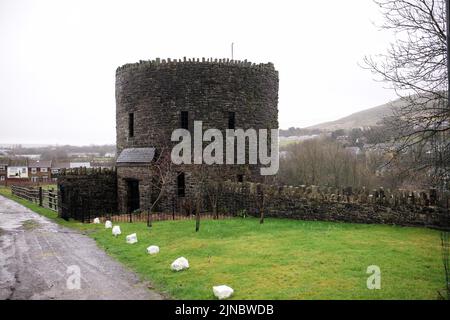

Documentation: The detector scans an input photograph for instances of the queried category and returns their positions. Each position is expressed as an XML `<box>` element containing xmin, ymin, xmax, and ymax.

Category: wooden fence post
<box><xmin>48</xmin><ymin>188</ymin><xmax>52</xmax><ymax>210</ymax></box>
<box><xmin>172</xmin><ymin>196</ymin><xmax>175</xmax><ymax>220</ymax></box>
<box><xmin>195</xmin><ymin>200</ymin><xmax>201</xmax><ymax>232</ymax></box>
<box><xmin>38</xmin><ymin>187</ymin><xmax>43</xmax><ymax>207</ymax></box>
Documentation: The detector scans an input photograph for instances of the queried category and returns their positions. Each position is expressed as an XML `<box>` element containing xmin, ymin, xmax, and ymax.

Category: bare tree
<box><xmin>146</xmin><ymin>141</ymin><xmax>179</xmax><ymax>228</ymax></box>
<box><xmin>363</xmin><ymin>0</ymin><xmax>449</xmax><ymax>179</ymax></box>
<box><xmin>189</xmin><ymin>165</ymin><xmax>230</xmax><ymax>231</ymax></box>
<box><xmin>252</xmin><ymin>176</ymin><xmax>277</xmax><ymax>224</ymax></box>
<box><xmin>202</xmin><ymin>166</ymin><xmax>224</xmax><ymax>220</ymax></box>
<box><xmin>364</xmin><ymin>0</ymin><xmax>450</xmax><ymax>299</ymax></box>
<box><xmin>255</xmin><ymin>184</ymin><xmax>267</xmax><ymax>224</ymax></box>
<box><xmin>279</xmin><ymin>138</ymin><xmax>384</xmax><ymax>189</ymax></box>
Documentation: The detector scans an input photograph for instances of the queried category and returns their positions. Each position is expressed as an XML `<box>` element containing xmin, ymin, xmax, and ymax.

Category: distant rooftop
<box><xmin>70</xmin><ymin>162</ymin><xmax>91</xmax><ymax>168</ymax></box>
<box><xmin>28</xmin><ymin>160</ymin><xmax>52</xmax><ymax>168</ymax></box>
<box><xmin>9</xmin><ymin>159</ymin><xmax>28</xmax><ymax>167</ymax></box>
<box><xmin>52</xmin><ymin>162</ymin><xmax>71</xmax><ymax>169</ymax></box>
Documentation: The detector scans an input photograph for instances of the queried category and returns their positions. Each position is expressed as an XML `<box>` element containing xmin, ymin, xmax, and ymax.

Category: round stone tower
<box><xmin>115</xmin><ymin>58</ymin><xmax>278</xmax><ymax>213</ymax></box>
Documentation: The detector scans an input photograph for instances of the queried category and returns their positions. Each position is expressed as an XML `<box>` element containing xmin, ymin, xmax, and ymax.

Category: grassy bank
<box><xmin>0</xmin><ymin>186</ymin><xmax>90</xmax><ymax>231</ymax></box>
<box><xmin>0</xmin><ymin>186</ymin><xmax>444</xmax><ymax>299</ymax></box>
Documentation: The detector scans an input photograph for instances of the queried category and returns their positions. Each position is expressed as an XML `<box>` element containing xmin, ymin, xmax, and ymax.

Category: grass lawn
<box><xmin>41</xmin><ymin>184</ymin><xmax>57</xmax><ymax>190</ymax></box>
<box><xmin>0</xmin><ymin>186</ymin><xmax>445</xmax><ymax>300</ymax></box>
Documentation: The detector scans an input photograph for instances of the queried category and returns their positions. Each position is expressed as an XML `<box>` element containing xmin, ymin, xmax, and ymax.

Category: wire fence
<box><xmin>90</xmin><ymin>212</ymin><xmax>233</xmax><ymax>224</ymax></box>
<box><xmin>9</xmin><ymin>185</ymin><xmax>233</xmax><ymax>223</ymax></box>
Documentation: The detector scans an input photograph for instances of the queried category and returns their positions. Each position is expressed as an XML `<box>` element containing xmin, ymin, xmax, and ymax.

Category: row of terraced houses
<box><xmin>0</xmin><ymin>159</ymin><xmax>92</xmax><ymax>185</ymax></box>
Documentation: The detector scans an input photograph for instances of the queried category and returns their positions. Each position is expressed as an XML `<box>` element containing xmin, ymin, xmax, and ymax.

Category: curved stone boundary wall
<box><xmin>218</xmin><ymin>182</ymin><xmax>449</xmax><ymax>229</ymax></box>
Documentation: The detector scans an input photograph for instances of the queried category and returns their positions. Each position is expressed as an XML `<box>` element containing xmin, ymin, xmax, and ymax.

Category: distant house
<box><xmin>21</xmin><ymin>154</ymin><xmax>41</xmax><ymax>160</ymax></box>
<box><xmin>7</xmin><ymin>159</ymin><xmax>28</xmax><ymax>179</ymax></box>
<box><xmin>336</xmin><ymin>135</ymin><xmax>350</xmax><ymax>144</ymax></box>
<box><xmin>0</xmin><ymin>158</ymin><xmax>9</xmax><ymax>185</ymax></box>
<box><xmin>28</xmin><ymin>160</ymin><xmax>52</xmax><ymax>183</ymax></box>
<box><xmin>90</xmin><ymin>160</ymin><xmax>114</xmax><ymax>169</ymax></box>
<box><xmin>51</xmin><ymin>162</ymin><xmax>71</xmax><ymax>181</ymax></box>
<box><xmin>345</xmin><ymin>147</ymin><xmax>362</xmax><ymax>157</ymax></box>
<box><xmin>70</xmin><ymin>162</ymin><xmax>91</xmax><ymax>168</ymax></box>
<box><xmin>68</xmin><ymin>152</ymin><xmax>100</xmax><ymax>158</ymax></box>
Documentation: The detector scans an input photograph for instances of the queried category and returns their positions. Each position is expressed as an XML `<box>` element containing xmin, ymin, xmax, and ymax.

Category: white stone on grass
<box><xmin>112</xmin><ymin>225</ymin><xmax>121</xmax><ymax>236</ymax></box>
<box><xmin>93</xmin><ymin>217</ymin><xmax>100</xmax><ymax>224</ymax></box>
<box><xmin>213</xmin><ymin>285</ymin><xmax>234</xmax><ymax>300</ymax></box>
<box><xmin>126</xmin><ymin>233</ymin><xmax>138</xmax><ymax>244</ymax></box>
<box><xmin>147</xmin><ymin>245</ymin><xmax>160</xmax><ymax>255</ymax></box>
<box><xmin>171</xmin><ymin>257</ymin><xmax>189</xmax><ymax>271</ymax></box>
<box><xmin>105</xmin><ymin>220</ymin><xmax>112</xmax><ymax>229</ymax></box>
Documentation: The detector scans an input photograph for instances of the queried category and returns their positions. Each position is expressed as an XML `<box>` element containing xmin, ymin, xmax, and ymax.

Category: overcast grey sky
<box><xmin>0</xmin><ymin>0</ymin><xmax>398</xmax><ymax>145</ymax></box>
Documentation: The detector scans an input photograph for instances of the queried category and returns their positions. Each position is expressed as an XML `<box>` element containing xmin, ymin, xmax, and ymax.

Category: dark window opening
<box><xmin>228</xmin><ymin>111</ymin><xmax>236</xmax><ymax>129</ymax></box>
<box><xmin>128</xmin><ymin>113</ymin><xmax>134</xmax><ymax>138</ymax></box>
<box><xmin>177</xmin><ymin>172</ymin><xmax>185</xmax><ymax>197</ymax></box>
<box><xmin>152</xmin><ymin>147</ymin><xmax>160</xmax><ymax>162</ymax></box>
<box><xmin>181</xmin><ymin>111</ymin><xmax>189</xmax><ymax>130</ymax></box>
<box><xmin>237</xmin><ymin>174</ymin><xmax>244</xmax><ymax>182</ymax></box>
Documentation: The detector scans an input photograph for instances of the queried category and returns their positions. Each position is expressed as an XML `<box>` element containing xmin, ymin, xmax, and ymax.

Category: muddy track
<box><xmin>0</xmin><ymin>195</ymin><xmax>163</xmax><ymax>300</ymax></box>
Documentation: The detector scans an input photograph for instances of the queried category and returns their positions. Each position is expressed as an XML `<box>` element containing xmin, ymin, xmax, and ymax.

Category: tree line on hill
<box><xmin>278</xmin><ymin>136</ymin><xmax>437</xmax><ymax>190</ymax></box>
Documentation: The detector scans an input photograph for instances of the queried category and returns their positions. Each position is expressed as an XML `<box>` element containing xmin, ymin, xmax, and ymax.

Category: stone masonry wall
<box><xmin>116</xmin><ymin>58</ymin><xmax>278</xmax><ymax>153</ymax></box>
<box><xmin>115</xmin><ymin>58</ymin><xmax>279</xmax><ymax>187</ymax></box>
<box><xmin>117</xmin><ymin>164</ymin><xmax>251</xmax><ymax>213</ymax></box>
<box><xmin>217</xmin><ymin>182</ymin><xmax>449</xmax><ymax>229</ymax></box>
<box><xmin>58</xmin><ymin>168</ymin><xmax>117</xmax><ymax>221</ymax></box>
<box><xmin>117</xmin><ymin>166</ymin><xmax>152</xmax><ymax>213</ymax></box>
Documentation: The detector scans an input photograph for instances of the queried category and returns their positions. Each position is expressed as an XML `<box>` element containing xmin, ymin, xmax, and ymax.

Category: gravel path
<box><xmin>0</xmin><ymin>195</ymin><xmax>163</xmax><ymax>300</ymax></box>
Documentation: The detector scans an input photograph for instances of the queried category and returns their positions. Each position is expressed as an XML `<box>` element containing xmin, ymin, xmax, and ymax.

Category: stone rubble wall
<box><xmin>218</xmin><ymin>182</ymin><xmax>449</xmax><ymax>228</ymax></box>
<box><xmin>57</xmin><ymin>168</ymin><xmax>117</xmax><ymax>221</ymax></box>
<box><xmin>115</xmin><ymin>58</ymin><xmax>279</xmax><ymax>189</ymax></box>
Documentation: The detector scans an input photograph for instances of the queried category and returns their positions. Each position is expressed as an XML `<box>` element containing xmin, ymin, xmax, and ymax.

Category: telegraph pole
<box><xmin>231</xmin><ymin>42</ymin><xmax>234</xmax><ymax>60</ymax></box>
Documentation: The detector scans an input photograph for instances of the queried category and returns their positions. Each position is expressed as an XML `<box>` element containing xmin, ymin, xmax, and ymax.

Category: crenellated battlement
<box><xmin>116</xmin><ymin>57</ymin><xmax>276</xmax><ymax>74</ymax></box>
